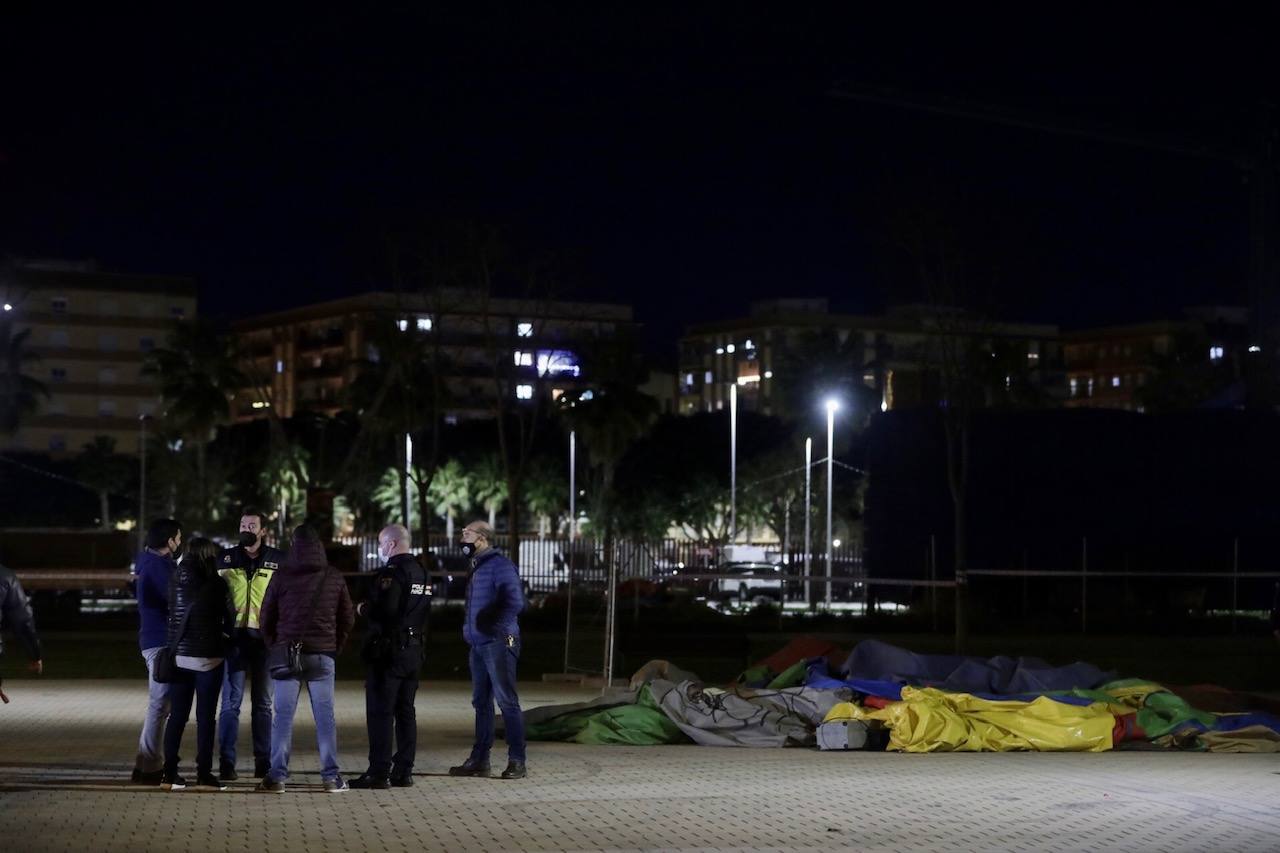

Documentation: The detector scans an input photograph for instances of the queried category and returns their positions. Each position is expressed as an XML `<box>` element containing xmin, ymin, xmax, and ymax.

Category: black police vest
<box><xmin>387</xmin><ymin>556</ymin><xmax>430</xmax><ymax>634</ymax></box>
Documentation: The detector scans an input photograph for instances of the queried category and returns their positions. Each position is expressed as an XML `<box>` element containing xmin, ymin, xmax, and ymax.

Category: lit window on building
<box><xmin>276</xmin><ymin>359</ymin><xmax>285</xmax><ymax>374</ymax></box>
<box><xmin>704</xmin><ymin>370</ymin><xmax>713</xmax><ymax>384</ymax></box>
<box><xmin>417</xmin><ymin>316</ymin><xmax>433</xmax><ymax>332</ymax></box>
<box><xmin>726</xmin><ymin>344</ymin><xmax>736</xmax><ymax>354</ymax></box>
<box><xmin>1209</xmin><ymin>346</ymin><xmax>1224</xmax><ymax>361</ymax></box>
<box><xmin>684</xmin><ymin>373</ymin><xmax>694</xmax><ymax>386</ymax></box>
<box><xmin>715</xmin><ymin>347</ymin><xmax>724</xmax><ymax>355</ymax></box>
<box><xmin>580</xmin><ymin>390</ymin><xmax>594</xmax><ymax>401</ymax></box>
<box><xmin>536</xmin><ymin>350</ymin><xmax>580</xmax><ymax>377</ymax></box>
<box><xmin>1249</xmin><ymin>345</ymin><xmax>1262</xmax><ymax>353</ymax></box>
<box><xmin>517</xmin><ymin>322</ymin><xmax>534</xmax><ymax>338</ymax></box>
<box><xmin>1111</xmin><ymin>376</ymin><xmax>1121</xmax><ymax>388</ymax></box>
<box><xmin>1087</xmin><ymin>377</ymin><xmax>1095</xmax><ymax>396</ymax></box>
<box><xmin>397</xmin><ymin>319</ymin><xmax>409</xmax><ymax>332</ymax></box>
<box><xmin>513</xmin><ymin>351</ymin><xmax>533</xmax><ymax>367</ymax></box>
<box><xmin>516</xmin><ymin>384</ymin><xmax>534</xmax><ymax>400</ymax></box>
<box><xmin>744</xmin><ymin>339</ymin><xmax>755</xmax><ymax>350</ymax></box>
<box><xmin>763</xmin><ymin>370</ymin><xmax>773</xmax><ymax>379</ymax></box>
<box><xmin>1069</xmin><ymin>377</ymin><xmax>1078</xmax><ymax>396</ymax></box>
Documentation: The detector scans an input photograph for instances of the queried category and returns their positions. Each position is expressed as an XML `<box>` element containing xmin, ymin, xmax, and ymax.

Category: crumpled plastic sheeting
<box><xmin>649</xmin><ymin>679</ymin><xmax>847</xmax><ymax>747</ymax></box>
<box><xmin>824</xmin><ymin>686</ymin><xmax>1117</xmax><ymax>753</ymax></box>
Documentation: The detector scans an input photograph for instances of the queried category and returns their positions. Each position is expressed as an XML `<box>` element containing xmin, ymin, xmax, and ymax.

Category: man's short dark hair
<box><xmin>145</xmin><ymin>518</ymin><xmax>182</xmax><ymax>550</ymax></box>
<box><xmin>240</xmin><ymin>506</ymin><xmax>268</xmax><ymax>527</ymax></box>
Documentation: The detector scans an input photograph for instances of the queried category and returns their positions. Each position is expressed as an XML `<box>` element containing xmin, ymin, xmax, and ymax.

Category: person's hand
<box><xmin>28</xmin><ymin>659</ymin><xmax>43</xmax><ymax>675</ymax></box>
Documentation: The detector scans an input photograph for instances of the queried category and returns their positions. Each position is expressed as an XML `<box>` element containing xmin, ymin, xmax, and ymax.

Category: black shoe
<box><xmin>132</xmin><ymin>768</ymin><xmax>164</xmax><ymax>785</ymax></box>
<box><xmin>160</xmin><ymin>773</ymin><xmax>187</xmax><ymax>790</ymax></box>
<box><xmin>219</xmin><ymin>766</ymin><xmax>239</xmax><ymax>782</ymax></box>
<box><xmin>253</xmin><ymin>759</ymin><xmax>270</xmax><ymax>779</ymax></box>
<box><xmin>256</xmin><ymin>777</ymin><xmax>285</xmax><ymax>793</ymax></box>
<box><xmin>448</xmin><ymin>758</ymin><xmax>490</xmax><ymax>777</ymax></box>
<box><xmin>196</xmin><ymin>773</ymin><xmax>228</xmax><ymax>791</ymax></box>
<box><xmin>500</xmin><ymin>761</ymin><xmax>527</xmax><ymax>780</ymax></box>
<box><xmin>350</xmin><ymin>773</ymin><xmax>391</xmax><ymax>790</ymax></box>
<box><xmin>390</xmin><ymin>772</ymin><xmax>414</xmax><ymax>788</ymax></box>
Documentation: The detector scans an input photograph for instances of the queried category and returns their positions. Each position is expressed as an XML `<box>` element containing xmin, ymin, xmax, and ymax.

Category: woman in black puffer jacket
<box><xmin>160</xmin><ymin>537</ymin><xmax>233</xmax><ymax>790</ymax></box>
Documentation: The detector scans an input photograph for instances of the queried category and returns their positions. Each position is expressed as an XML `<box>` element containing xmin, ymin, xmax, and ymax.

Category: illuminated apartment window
<box><xmin>516</xmin><ymin>322</ymin><xmax>534</xmax><ymax>338</ymax></box>
<box><xmin>704</xmin><ymin>370</ymin><xmax>713</xmax><ymax>384</ymax></box>
<box><xmin>513</xmin><ymin>351</ymin><xmax>533</xmax><ymax>367</ymax></box>
<box><xmin>1209</xmin><ymin>346</ymin><xmax>1224</xmax><ymax>361</ymax></box>
<box><xmin>1111</xmin><ymin>376</ymin><xmax>1121</xmax><ymax>388</ymax></box>
<box><xmin>515</xmin><ymin>384</ymin><xmax>534</xmax><ymax>400</ymax></box>
<box><xmin>1087</xmin><ymin>378</ymin><xmax>1095</xmax><ymax>397</ymax></box>
<box><xmin>684</xmin><ymin>373</ymin><xmax>694</xmax><ymax>386</ymax></box>
<box><xmin>1069</xmin><ymin>377</ymin><xmax>1078</xmax><ymax>397</ymax></box>
<box><xmin>417</xmin><ymin>316</ymin><xmax>433</xmax><ymax>332</ymax></box>
<box><xmin>726</xmin><ymin>344</ymin><xmax>736</xmax><ymax>354</ymax></box>
<box><xmin>276</xmin><ymin>359</ymin><xmax>285</xmax><ymax>374</ymax></box>
<box><xmin>397</xmin><ymin>319</ymin><xmax>409</xmax><ymax>332</ymax></box>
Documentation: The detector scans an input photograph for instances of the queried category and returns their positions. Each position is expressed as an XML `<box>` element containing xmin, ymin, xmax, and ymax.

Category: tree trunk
<box><xmin>506</xmin><ymin>476</ymin><xmax>523</xmax><ymax>561</ymax></box>
<box><xmin>196</xmin><ymin>438</ymin><xmax>208</xmax><ymax>533</ymax></box>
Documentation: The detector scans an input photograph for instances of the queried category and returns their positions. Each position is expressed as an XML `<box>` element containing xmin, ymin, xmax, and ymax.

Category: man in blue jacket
<box><xmin>448</xmin><ymin>521</ymin><xmax>527</xmax><ymax>780</ymax></box>
<box><xmin>131</xmin><ymin>518</ymin><xmax>182</xmax><ymax>784</ymax></box>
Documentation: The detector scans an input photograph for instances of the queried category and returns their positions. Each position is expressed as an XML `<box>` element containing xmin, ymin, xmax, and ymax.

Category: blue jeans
<box><xmin>163</xmin><ymin>663</ymin><xmax>225</xmax><ymax>776</ymax></box>
<box><xmin>135</xmin><ymin>647</ymin><xmax>172</xmax><ymax>773</ymax></box>
<box><xmin>469</xmin><ymin>640</ymin><xmax>526</xmax><ymax>764</ymax></box>
<box><xmin>268</xmin><ymin>654</ymin><xmax>340</xmax><ymax>782</ymax></box>
<box><xmin>219</xmin><ymin>638</ymin><xmax>273</xmax><ymax>768</ymax></box>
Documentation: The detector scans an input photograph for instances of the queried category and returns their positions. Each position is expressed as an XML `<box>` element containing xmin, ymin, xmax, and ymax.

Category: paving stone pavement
<box><xmin>1</xmin><ymin>680</ymin><xmax>1280</xmax><ymax>852</ymax></box>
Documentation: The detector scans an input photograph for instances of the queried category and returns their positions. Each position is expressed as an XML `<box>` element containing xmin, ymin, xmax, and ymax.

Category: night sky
<box><xmin>3</xmin><ymin>7</ymin><xmax>1275</xmax><ymax>360</ymax></box>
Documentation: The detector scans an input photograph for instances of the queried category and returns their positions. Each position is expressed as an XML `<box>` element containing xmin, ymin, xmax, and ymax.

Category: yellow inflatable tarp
<box><xmin>824</xmin><ymin>686</ymin><xmax>1117</xmax><ymax>752</ymax></box>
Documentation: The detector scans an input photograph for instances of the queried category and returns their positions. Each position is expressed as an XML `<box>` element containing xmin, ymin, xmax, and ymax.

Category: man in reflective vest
<box><xmin>217</xmin><ymin>506</ymin><xmax>283</xmax><ymax>780</ymax></box>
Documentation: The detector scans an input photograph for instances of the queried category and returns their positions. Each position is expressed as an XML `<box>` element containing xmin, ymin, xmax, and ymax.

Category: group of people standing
<box><xmin>129</xmin><ymin>509</ymin><xmax>527</xmax><ymax>792</ymax></box>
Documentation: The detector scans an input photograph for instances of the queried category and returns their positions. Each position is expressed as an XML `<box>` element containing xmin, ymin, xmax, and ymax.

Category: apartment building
<box><xmin>1</xmin><ymin>261</ymin><xmax>197</xmax><ymax>455</ymax></box>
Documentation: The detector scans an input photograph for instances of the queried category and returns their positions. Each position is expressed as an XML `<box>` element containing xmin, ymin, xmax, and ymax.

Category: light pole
<box><xmin>729</xmin><ymin>382</ymin><xmax>737</xmax><ymax>543</ymax></box>
<box><xmin>564</xmin><ymin>429</ymin><xmax>576</xmax><ymax>673</ymax></box>
<box><xmin>138</xmin><ymin>415</ymin><xmax>149</xmax><ymax>552</ymax></box>
<box><xmin>825</xmin><ymin>398</ymin><xmax>839</xmax><ymax>607</ymax></box>
<box><xmin>803</xmin><ymin>436</ymin><xmax>812</xmax><ymax>607</ymax></box>
<box><xmin>402</xmin><ymin>432</ymin><xmax>413</xmax><ymax>529</ymax></box>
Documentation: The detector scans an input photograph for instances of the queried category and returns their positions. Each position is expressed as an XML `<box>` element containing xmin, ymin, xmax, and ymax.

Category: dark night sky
<box><xmin>2</xmin><ymin>7</ymin><xmax>1276</xmax><ymax>361</ymax></box>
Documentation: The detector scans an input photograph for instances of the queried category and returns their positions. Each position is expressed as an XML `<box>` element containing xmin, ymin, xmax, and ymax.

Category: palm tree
<box><xmin>523</xmin><ymin>455</ymin><xmax>567</xmax><ymax>537</ymax></box>
<box><xmin>144</xmin><ymin>318</ymin><xmax>245</xmax><ymax>531</ymax></box>
<box><xmin>0</xmin><ymin>319</ymin><xmax>48</xmax><ymax>435</ymax></box>
<box><xmin>470</xmin><ymin>452</ymin><xmax>508</xmax><ymax>529</ymax></box>
<box><xmin>259</xmin><ymin>443</ymin><xmax>310</xmax><ymax>538</ymax></box>
<box><xmin>426</xmin><ymin>458</ymin><xmax>471</xmax><ymax>540</ymax></box>
<box><xmin>560</xmin><ymin>385</ymin><xmax>658</xmax><ymax>536</ymax></box>
<box><xmin>77</xmin><ymin>435</ymin><xmax>130</xmax><ymax>529</ymax></box>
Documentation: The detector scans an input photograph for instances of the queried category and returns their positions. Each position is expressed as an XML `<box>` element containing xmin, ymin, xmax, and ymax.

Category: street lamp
<box><xmin>803</xmin><ymin>436</ymin><xmax>812</xmax><ymax>607</ymax></box>
<box><xmin>824</xmin><ymin>397</ymin><xmax>839</xmax><ymax>606</ymax></box>
<box><xmin>729</xmin><ymin>382</ymin><xmax>737</xmax><ymax>543</ymax></box>
<box><xmin>138</xmin><ymin>415</ymin><xmax>150</xmax><ymax>552</ymax></box>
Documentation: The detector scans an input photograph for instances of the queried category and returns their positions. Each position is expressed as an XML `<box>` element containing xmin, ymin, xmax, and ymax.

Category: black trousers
<box><xmin>365</xmin><ymin>665</ymin><xmax>419</xmax><ymax>777</ymax></box>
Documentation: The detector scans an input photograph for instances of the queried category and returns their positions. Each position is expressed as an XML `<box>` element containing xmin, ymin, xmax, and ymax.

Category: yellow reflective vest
<box><xmin>218</xmin><ymin>545</ymin><xmax>283</xmax><ymax>632</ymax></box>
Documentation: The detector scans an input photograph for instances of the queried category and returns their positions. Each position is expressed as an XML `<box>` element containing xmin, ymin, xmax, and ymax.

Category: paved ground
<box><xmin>1</xmin><ymin>680</ymin><xmax>1279</xmax><ymax>852</ymax></box>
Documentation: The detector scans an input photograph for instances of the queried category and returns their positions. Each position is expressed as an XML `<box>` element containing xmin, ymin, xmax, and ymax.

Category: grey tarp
<box><xmin>649</xmin><ymin>678</ymin><xmax>848</xmax><ymax>747</ymax></box>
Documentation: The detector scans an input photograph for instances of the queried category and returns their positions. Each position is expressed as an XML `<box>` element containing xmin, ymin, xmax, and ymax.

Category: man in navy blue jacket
<box><xmin>448</xmin><ymin>521</ymin><xmax>527</xmax><ymax>780</ymax></box>
<box><xmin>131</xmin><ymin>518</ymin><xmax>182</xmax><ymax>784</ymax></box>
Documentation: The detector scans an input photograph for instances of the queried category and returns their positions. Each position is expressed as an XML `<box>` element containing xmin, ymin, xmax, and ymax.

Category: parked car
<box><xmin>713</xmin><ymin>561</ymin><xmax>786</xmax><ymax>602</ymax></box>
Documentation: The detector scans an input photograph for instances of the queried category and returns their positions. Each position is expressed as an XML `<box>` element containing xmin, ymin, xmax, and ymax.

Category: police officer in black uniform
<box><xmin>1</xmin><ymin>562</ymin><xmax>44</xmax><ymax>703</ymax></box>
<box><xmin>351</xmin><ymin>523</ymin><xmax>432</xmax><ymax>789</ymax></box>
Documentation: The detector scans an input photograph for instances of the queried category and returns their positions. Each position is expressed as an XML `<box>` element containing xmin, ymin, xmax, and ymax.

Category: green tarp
<box><xmin>525</xmin><ymin>684</ymin><xmax>692</xmax><ymax>745</ymax></box>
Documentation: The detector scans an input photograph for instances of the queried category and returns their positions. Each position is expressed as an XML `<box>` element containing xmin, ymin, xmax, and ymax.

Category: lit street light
<box><xmin>825</xmin><ymin>397</ymin><xmax>839</xmax><ymax>606</ymax></box>
<box><xmin>729</xmin><ymin>382</ymin><xmax>737</xmax><ymax>543</ymax></box>
<box><xmin>804</xmin><ymin>436</ymin><xmax>812</xmax><ymax>607</ymax></box>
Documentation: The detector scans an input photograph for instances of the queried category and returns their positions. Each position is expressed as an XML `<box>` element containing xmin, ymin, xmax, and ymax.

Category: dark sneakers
<box><xmin>132</xmin><ymin>768</ymin><xmax>164</xmax><ymax>785</ymax></box>
<box><xmin>500</xmin><ymin>761</ymin><xmax>527</xmax><ymax>780</ymax></box>
<box><xmin>219</xmin><ymin>765</ymin><xmax>239</xmax><ymax>782</ymax></box>
<box><xmin>160</xmin><ymin>773</ymin><xmax>187</xmax><ymax>791</ymax></box>
<box><xmin>447</xmin><ymin>758</ymin><xmax>491</xmax><ymax>777</ymax></box>
<box><xmin>196</xmin><ymin>773</ymin><xmax>228</xmax><ymax>791</ymax></box>
<box><xmin>350</xmin><ymin>773</ymin><xmax>391</xmax><ymax>790</ymax></box>
<box><xmin>256</xmin><ymin>777</ymin><xmax>285</xmax><ymax>793</ymax></box>
<box><xmin>390</xmin><ymin>773</ymin><xmax>414</xmax><ymax>788</ymax></box>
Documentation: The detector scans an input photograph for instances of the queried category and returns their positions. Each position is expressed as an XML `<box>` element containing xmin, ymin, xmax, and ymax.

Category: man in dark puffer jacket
<box><xmin>258</xmin><ymin>525</ymin><xmax>355</xmax><ymax>793</ymax></box>
<box><xmin>160</xmin><ymin>538</ymin><xmax>234</xmax><ymax>790</ymax></box>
